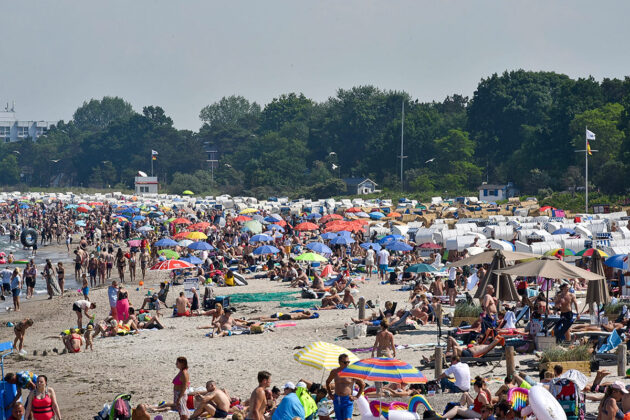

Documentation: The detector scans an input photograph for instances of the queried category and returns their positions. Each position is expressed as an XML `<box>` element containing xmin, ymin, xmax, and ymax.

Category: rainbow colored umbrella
<box><xmin>544</xmin><ymin>248</ymin><xmax>576</xmax><ymax>258</ymax></box>
<box><xmin>338</xmin><ymin>358</ymin><xmax>427</xmax><ymax>384</ymax></box>
<box><xmin>577</xmin><ymin>248</ymin><xmax>609</xmax><ymax>257</ymax></box>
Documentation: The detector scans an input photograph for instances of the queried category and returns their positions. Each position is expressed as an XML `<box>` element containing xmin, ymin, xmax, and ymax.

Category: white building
<box><xmin>0</xmin><ymin>106</ymin><xmax>56</xmax><ymax>143</ymax></box>
<box><xmin>135</xmin><ymin>176</ymin><xmax>159</xmax><ymax>195</ymax></box>
<box><xmin>477</xmin><ymin>182</ymin><xmax>520</xmax><ymax>202</ymax></box>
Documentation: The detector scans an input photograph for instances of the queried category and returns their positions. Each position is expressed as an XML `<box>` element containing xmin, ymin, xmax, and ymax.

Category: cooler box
<box><xmin>203</xmin><ymin>296</ymin><xmax>230</xmax><ymax>310</ymax></box>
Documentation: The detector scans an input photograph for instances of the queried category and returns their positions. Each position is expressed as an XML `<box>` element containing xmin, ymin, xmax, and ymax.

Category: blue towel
<box><xmin>598</xmin><ymin>329</ymin><xmax>622</xmax><ymax>354</ymax></box>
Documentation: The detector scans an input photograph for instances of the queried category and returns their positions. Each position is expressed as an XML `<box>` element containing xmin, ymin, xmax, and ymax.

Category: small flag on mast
<box><xmin>152</xmin><ymin>150</ymin><xmax>158</xmax><ymax>161</ymax></box>
<box><xmin>586</xmin><ymin>129</ymin><xmax>596</xmax><ymax>140</ymax></box>
<box><xmin>587</xmin><ymin>142</ymin><xmax>592</xmax><ymax>156</ymax></box>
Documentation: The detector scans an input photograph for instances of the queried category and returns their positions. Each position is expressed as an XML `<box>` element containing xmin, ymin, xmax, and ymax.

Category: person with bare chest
<box><xmin>371</xmin><ymin>320</ymin><xmax>395</xmax><ymax>358</ymax></box>
<box><xmin>248</xmin><ymin>371</ymin><xmax>271</xmax><ymax>420</ymax></box>
<box><xmin>326</xmin><ymin>354</ymin><xmax>365</xmax><ymax>420</ymax></box>
<box><xmin>554</xmin><ymin>283</ymin><xmax>579</xmax><ymax>343</ymax></box>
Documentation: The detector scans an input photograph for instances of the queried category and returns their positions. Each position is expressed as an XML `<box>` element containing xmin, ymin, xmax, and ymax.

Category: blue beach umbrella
<box><xmin>250</xmin><ymin>234</ymin><xmax>274</xmax><ymax>243</ymax></box>
<box><xmin>320</xmin><ymin>232</ymin><xmax>339</xmax><ymax>240</ymax></box>
<box><xmin>360</xmin><ymin>242</ymin><xmax>382</xmax><ymax>251</ymax></box>
<box><xmin>181</xmin><ymin>255</ymin><xmax>203</xmax><ymax>265</ymax></box>
<box><xmin>155</xmin><ymin>238</ymin><xmax>178</xmax><ymax>247</ymax></box>
<box><xmin>188</xmin><ymin>241</ymin><xmax>214</xmax><ymax>251</ymax></box>
<box><xmin>306</xmin><ymin>242</ymin><xmax>333</xmax><ymax>254</ymax></box>
<box><xmin>330</xmin><ymin>236</ymin><xmax>355</xmax><ymax>245</ymax></box>
<box><xmin>386</xmin><ymin>241</ymin><xmax>413</xmax><ymax>252</ymax></box>
<box><xmin>253</xmin><ymin>245</ymin><xmax>280</xmax><ymax>255</ymax></box>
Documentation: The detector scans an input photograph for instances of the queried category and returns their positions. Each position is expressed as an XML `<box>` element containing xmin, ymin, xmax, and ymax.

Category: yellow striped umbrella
<box><xmin>294</xmin><ymin>341</ymin><xmax>359</xmax><ymax>370</ymax></box>
<box><xmin>186</xmin><ymin>231</ymin><xmax>208</xmax><ymax>240</ymax></box>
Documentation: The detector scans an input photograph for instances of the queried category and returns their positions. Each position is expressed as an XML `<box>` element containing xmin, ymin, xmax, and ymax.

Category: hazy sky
<box><xmin>2</xmin><ymin>1</ymin><xmax>629</xmax><ymax>130</ymax></box>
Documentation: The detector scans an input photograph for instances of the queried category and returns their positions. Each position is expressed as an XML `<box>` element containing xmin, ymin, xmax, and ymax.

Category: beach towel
<box><xmin>597</xmin><ymin>329</ymin><xmax>622</xmax><ymax>354</ymax></box>
<box><xmin>280</xmin><ymin>300</ymin><xmax>320</xmax><ymax>308</ymax></box>
<box><xmin>229</xmin><ymin>291</ymin><xmax>299</xmax><ymax>303</ymax></box>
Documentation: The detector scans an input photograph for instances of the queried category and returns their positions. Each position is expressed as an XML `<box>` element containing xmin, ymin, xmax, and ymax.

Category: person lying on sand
<box><xmin>445</xmin><ymin>335</ymin><xmax>505</xmax><ymax>358</ymax></box>
<box><xmin>249</xmin><ymin>310</ymin><xmax>317</xmax><ymax>322</ymax></box>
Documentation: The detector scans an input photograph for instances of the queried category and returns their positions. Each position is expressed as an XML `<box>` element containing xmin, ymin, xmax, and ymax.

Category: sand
<box><xmin>0</xmin><ymin>244</ymin><xmax>610</xmax><ymax>419</ymax></box>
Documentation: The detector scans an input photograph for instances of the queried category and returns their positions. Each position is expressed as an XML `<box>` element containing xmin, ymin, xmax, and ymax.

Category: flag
<box><xmin>586</xmin><ymin>129</ymin><xmax>596</xmax><ymax>140</ymax></box>
<box><xmin>152</xmin><ymin>150</ymin><xmax>158</xmax><ymax>161</ymax></box>
<box><xmin>587</xmin><ymin>141</ymin><xmax>592</xmax><ymax>156</ymax></box>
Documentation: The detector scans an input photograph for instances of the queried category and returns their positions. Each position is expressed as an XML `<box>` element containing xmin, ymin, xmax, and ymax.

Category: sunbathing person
<box><xmin>128</xmin><ymin>307</ymin><xmax>164</xmax><ymax>330</ymax></box>
<box><xmin>175</xmin><ymin>291</ymin><xmax>191</xmax><ymax>317</ymax></box>
<box><xmin>311</xmin><ymin>273</ymin><xmax>326</xmax><ymax>292</ymax></box>
<box><xmin>446</xmin><ymin>335</ymin><xmax>505</xmax><ymax>358</ymax></box>
<box><xmin>197</xmin><ymin>302</ymin><xmax>224</xmax><ymax>321</ymax></box>
<box><xmin>190</xmin><ymin>380</ymin><xmax>232</xmax><ymax>419</ymax></box>
<box><xmin>250</xmin><ymin>310</ymin><xmax>317</xmax><ymax>322</ymax></box>
<box><xmin>320</xmin><ymin>289</ymin><xmax>342</xmax><ymax>308</ymax></box>
<box><xmin>61</xmin><ymin>329</ymin><xmax>84</xmax><ymax>353</ymax></box>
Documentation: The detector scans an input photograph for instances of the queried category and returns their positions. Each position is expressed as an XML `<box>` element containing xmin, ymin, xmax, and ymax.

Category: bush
<box><xmin>540</xmin><ymin>345</ymin><xmax>591</xmax><ymax>363</ymax></box>
<box><xmin>453</xmin><ymin>303</ymin><xmax>482</xmax><ymax>318</ymax></box>
<box><xmin>603</xmin><ymin>302</ymin><xmax>624</xmax><ymax>315</ymax></box>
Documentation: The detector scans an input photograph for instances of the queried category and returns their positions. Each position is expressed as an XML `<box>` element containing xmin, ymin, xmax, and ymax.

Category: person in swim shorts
<box><xmin>326</xmin><ymin>354</ymin><xmax>364</xmax><ymax>420</ymax></box>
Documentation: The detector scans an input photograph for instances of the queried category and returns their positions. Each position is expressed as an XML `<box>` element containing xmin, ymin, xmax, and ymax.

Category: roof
<box><xmin>343</xmin><ymin>178</ymin><xmax>377</xmax><ymax>187</ymax></box>
<box><xmin>477</xmin><ymin>184</ymin><xmax>507</xmax><ymax>190</ymax></box>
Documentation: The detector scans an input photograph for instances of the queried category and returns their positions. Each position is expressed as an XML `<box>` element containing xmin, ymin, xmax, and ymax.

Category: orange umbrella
<box><xmin>387</xmin><ymin>212</ymin><xmax>402</xmax><ymax>218</ymax></box>
<box><xmin>321</xmin><ymin>214</ymin><xmax>343</xmax><ymax>223</ymax></box>
<box><xmin>173</xmin><ymin>231</ymin><xmax>191</xmax><ymax>239</ymax></box>
<box><xmin>346</xmin><ymin>207</ymin><xmax>362</xmax><ymax>213</ymax></box>
<box><xmin>189</xmin><ymin>222</ymin><xmax>211</xmax><ymax>231</ymax></box>
<box><xmin>294</xmin><ymin>222</ymin><xmax>319</xmax><ymax>231</ymax></box>
<box><xmin>172</xmin><ymin>218</ymin><xmax>191</xmax><ymax>225</ymax></box>
<box><xmin>234</xmin><ymin>215</ymin><xmax>252</xmax><ymax>222</ymax></box>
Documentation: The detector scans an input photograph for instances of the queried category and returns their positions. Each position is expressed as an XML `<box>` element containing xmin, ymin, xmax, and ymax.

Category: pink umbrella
<box><xmin>150</xmin><ymin>260</ymin><xmax>194</xmax><ymax>270</ymax></box>
<box><xmin>128</xmin><ymin>240</ymin><xmax>142</xmax><ymax>247</ymax></box>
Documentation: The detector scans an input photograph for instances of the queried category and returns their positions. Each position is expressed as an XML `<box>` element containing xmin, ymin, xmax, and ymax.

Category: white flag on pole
<box><xmin>151</xmin><ymin>150</ymin><xmax>159</xmax><ymax>156</ymax></box>
<box><xmin>586</xmin><ymin>129</ymin><xmax>596</xmax><ymax>140</ymax></box>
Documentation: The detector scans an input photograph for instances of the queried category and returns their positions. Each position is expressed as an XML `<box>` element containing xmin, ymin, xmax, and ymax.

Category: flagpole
<box><xmin>151</xmin><ymin>153</ymin><xmax>154</xmax><ymax>177</ymax></box>
<box><xmin>585</xmin><ymin>126</ymin><xmax>588</xmax><ymax>213</ymax></box>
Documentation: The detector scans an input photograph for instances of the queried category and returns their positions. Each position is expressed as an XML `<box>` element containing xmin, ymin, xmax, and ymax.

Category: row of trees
<box><xmin>1</xmin><ymin>70</ymin><xmax>630</xmax><ymax>199</ymax></box>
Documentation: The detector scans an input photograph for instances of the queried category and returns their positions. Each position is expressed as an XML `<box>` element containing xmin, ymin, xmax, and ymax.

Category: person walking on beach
<box><xmin>24</xmin><ymin>260</ymin><xmax>36</xmax><ymax>299</ymax></box>
<box><xmin>326</xmin><ymin>354</ymin><xmax>364</xmax><ymax>420</ymax></box>
<box><xmin>172</xmin><ymin>356</ymin><xmax>190</xmax><ymax>420</ymax></box>
<box><xmin>140</xmin><ymin>249</ymin><xmax>149</xmax><ymax>280</ymax></box>
<box><xmin>11</xmin><ymin>268</ymin><xmax>22</xmax><ymax>312</ymax></box>
<box><xmin>1</xmin><ymin>265</ymin><xmax>12</xmax><ymax>301</ymax></box>
<box><xmin>377</xmin><ymin>247</ymin><xmax>390</xmax><ymax>281</ymax></box>
<box><xmin>115</xmin><ymin>248</ymin><xmax>126</xmax><ymax>282</ymax></box>
<box><xmin>108</xmin><ymin>280</ymin><xmax>118</xmax><ymax>319</ymax></box>
<box><xmin>249</xmin><ymin>371</ymin><xmax>271</xmax><ymax>420</ymax></box>
<box><xmin>365</xmin><ymin>246</ymin><xmax>375</xmax><ymax>278</ymax></box>
<box><xmin>73</xmin><ymin>250</ymin><xmax>82</xmax><ymax>281</ymax></box>
<box><xmin>43</xmin><ymin>259</ymin><xmax>55</xmax><ymax>300</ymax></box>
<box><xmin>24</xmin><ymin>375</ymin><xmax>62</xmax><ymax>420</ymax></box>
<box><xmin>55</xmin><ymin>262</ymin><xmax>65</xmax><ymax>297</ymax></box>
<box><xmin>128</xmin><ymin>251</ymin><xmax>137</xmax><ymax>283</ymax></box>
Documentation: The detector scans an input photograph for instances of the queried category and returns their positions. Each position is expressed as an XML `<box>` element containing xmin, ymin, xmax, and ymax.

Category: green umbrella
<box><xmin>182</xmin><ymin>190</ymin><xmax>194</xmax><ymax>195</ymax></box>
<box><xmin>405</xmin><ymin>263</ymin><xmax>437</xmax><ymax>273</ymax></box>
<box><xmin>243</xmin><ymin>220</ymin><xmax>263</xmax><ymax>234</ymax></box>
<box><xmin>295</xmin><ymin>252</ymin><xmax>328</xmax><ymax>262</ymax></box>
<box><xmin>158</xmin><ymin>249</ymin><xmax>180</xmax><ymax>260</ymax></box>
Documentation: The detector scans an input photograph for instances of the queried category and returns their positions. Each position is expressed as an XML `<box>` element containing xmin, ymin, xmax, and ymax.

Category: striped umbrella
<box><xmin>294</xmin><ymin>341</ymin><xmax>359</xmax><ymax>370</ymax></box>
<box><xmin>339</xmin><ymin>358</ymin><xmax>427</xmax><ymax>383</ymax></box>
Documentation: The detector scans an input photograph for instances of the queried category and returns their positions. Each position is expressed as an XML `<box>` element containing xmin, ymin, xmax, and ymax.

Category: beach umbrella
<box><xmin>387</xmin><ymin>212</ymin><xmax>402</xmax><ymax>218</ymax></box>
<box><xmin>320</xmin><ymin>214</ymin><xmax>343</xmax><ymax>223</ymax></box>
<box><xmin>181</xmin><ymin>255</ymin><xmax>203</xmax><ymax>265</ymax></box>
<box><xmin>307</xmin><ymin>213</ymin><xmax>322</xmax><ymax>220</ymax></box>
<box><xmin>182</xmin><ymin>190</ymin><xmax>194</xmax><ymax>195</ymax></box>
<box><xmin>252</xmin><ymin>214</ymin><xmax>265</xmax><ymax>223</ymax></box>
<box><xmin>173</xmin><ymin>231</ymin><xmax>191</xmax><ymax>239</ymax></box>
<box><xmin>148</xmin><ymin>211</ymin><xmax>163</xmax><ymax>218</ymax></box>
<box><xmin>137</xmin><ymin>225</ymin><xmax>153</xmax><ymax>232</ymax></box>
<box><xmin>172</xmin><ymin>218</ymin><xmax>192</xmax><ymax>225</ymax></box>
<box><xmin>128</xmin><ymin>240</ymin><xmax>142</xmax><ymax>247</ymax></box>
<box><xmin>587</xmin><ymin>249</ymin><xmax>610</xmax><ymax>322</ymax></box>
<box><xmin>294</xmin><ymin>341</ymin><xmax>359</xmax><ymax>371</ymax></box>
<box><xmin>77</xmin><ymin>206</ymin><xmax>90</xmax><ymax>213</ymax></box>
<box><xmin>552</xmin><ymin>228</ymin><xmax>576</xmax><ymax>235</ymax></box>
<box><xmin>132</xmin><ymin>215</ymin><xmax>146</xmax><ymax>221</ymax></box>
<box><xmin>379</xmin><ymin>235</ymin><xmax>404</xmax><ymax>244</ymax></box>
<box><xmin>268</xmin><ymin>224</ymin><xmax>285</xmax><ymax>232</ymax></box>
<box><xmin>355</xmin><ymin>211</ymin><xmax>370</xmax><ymax>218</ymax></box>
<box><xmin>360</xmin><ymin>242</ymin><xmax>381</xmax><ymax>251</ymax></box>
<box><xmin>494</xmin><ymin>257</ymin><xmax>604</xmax><ymax>280</ymax></box>
<box><xmin>386</xmin><ymin>241</ymin><xmax>413</xmax><ymax>252</ymax></box>
<box><xmin>155</xmin><ymin>238</ymin><xmax>178</xmax><ymax>247</ymax></box>
<box><xmin>178</xmin><ymin>239</ymin><xmax>194</xmax><ymax>247</ymax></box>
<box><xmin>243</xmin><ymin>220</ymin><xmax>263</xmax><ymax>234</ymax></box>
<box><xmin>294</xmin><ymin>222</ymin><xmax>319</xmax><ymax>232</ymax></box>
<box><xmin>113</xmin><ymin>216</ymin><xmax>129</xmax><ymax>222</ymax></box>
<box><xmin>188</xmin><ymin>241</ymin><xmax>214</xmax><ymax>251</ymax></box>
<box><xmin>320</xmin><ymin>232</ymin><xmax>338</xmax><ymax>240</ymax></box>
<box><xmin>539</xmin><ymin>206</ymin><xmax>556</xmax><ymax>212</ymax></box>
<box><xmin>448</xmin><ymin>249</ymin><xmax>541</xmax><ymax>268</ymax></box>
<box><xmin>330</xmin><ymin>236</ymin><xmax>355</xmax><ymax>245</ymax></box>
<box><xmin>544</xmin><ymin>248</ymin><xmax>576</xmax><ymax>258</ymax></box>
<box><xmin>64</xmin><ymin>204</ymin><xmax>78</xmax><ymax>209</ymax></box>
<box><xmin>234</xmin><ymin>215</ymin><xmax>253</xmax><ymax>223</ymax></box>
<box><xmin>76</xmin><ymin>220</ymin><xmax>86</xmax><ymax>227</ymax></box>
<box><xmin>419</xmin><ymin>242</ymin><xmax>441</xmax><ymax>249</ymax></box>
<box><xmin>345</xmin><ymin>207</ymin><xmax>362</xmax><ymax>213</ymax></box>
<box><xmin>158</xmin><ymin>249</ymin><xmax>180</xmax><ymax>260</ymax></box>
<box><xmin>405</xmin><ymin>264</ymin><xmax>437</xmax><ymax>273</ymax></box>
<box><xmin>253</xmin><ymin>245</ymin><xmax>280</xmax><ymax>255</ymax></box>
<box><xmin>150</xmin><ymin>259</ymin><xmax>194</xmax><ymax>270</ymax></box>
<box><xmin>264</xmin><ymin>215</ymin><xmax>282</xmax><ymax>223</ymax></box>
<box><xmin>336</xmin><ymin>230</ymin><xmax>353</xmax><ymax>238</ymax></box>
<box><xmin>577</xmin><ymin>248</ymin><xmax>609</xmax><ymax>257</ymax></box>
<box><xmin>604</xmin><ymin>254</ymin><xmax>627</xmax><ymax>269</ymax></box>
<box><xmin>188</xmin><ymin>222</ymin><xmax>211</xmax><ymax>231</ymax></box>
<box><xmin>250</xmin><ymin>234</ymin><xmax>274</xmax><ymax>243</ymax></box>
<box><xmin>306</xmin><ymin>242</ymin><xmax>333</xmax><ymax>254</ymax></box>
<box><xmin>186</xmin><ymin>231</ymin><xmax>207</xmax><ymax>240</ymax></box>
<box><xmin>475</xmin><ymin>250</ymin><xmax>520</xmax><ymax>302</ymax></box>
<box><xmin>240</xmin><ymin>208</ymin><xmax>259</xmax><ymax>214</ymax></box>
<box><xmin>295</xmin><ymin>252</ymin><xmax>328</xmax><ymax>263</ymax></box>
<box><xmin>339</xmin><ymin>358</ymin><xmax>427</xmax><ymax>384</ymax></box>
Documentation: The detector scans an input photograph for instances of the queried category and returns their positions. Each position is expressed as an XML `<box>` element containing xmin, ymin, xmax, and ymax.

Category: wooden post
<box><xmin>506</xmin><ymin>346</ymin><xmax>515</xmax><ymax>376</ymax></box>
<box><xmin>435</xmin><ymin>347</ymin><xmax>443</xmax><ymax>379</ymax></box>
<box><xmin>617</xmin><ymin>343</ymin><xmax>627</xmax><ymax>377</ymax></box>
<box><xmin>358</xmin><ymin>297</ymin><xmax>365</xmax><ymax>321</ymax></box>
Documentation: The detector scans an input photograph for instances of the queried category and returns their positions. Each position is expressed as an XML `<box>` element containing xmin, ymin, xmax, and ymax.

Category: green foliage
<box><xmin>73</xmin><ymin>96</ymin><xmax>135</xmax><ymax>132</ymax></box>
<box><xmin>168</xmin><ymin>170</ymin><xmax>217</xmax><ymax>196</ymax></box>
<box><xmin>540</xmin><ymin>345</ymin><xmax>591</xmax><ymax>363</ymax></box>
<box><xmin>453</xmin><ymin>303</ymin><xmax>482</xmax><ymax>318</ymax></box>
<box><xmin>603</xmin><ymin>302</ymin><xmax>624</xmax><ymax>315</ymax></box>
<box><xmin>0</xmin><ymin>155</ymin><xmax>20</xmax><ymax>185</ymax></box>
<box><xmin>199</xmin><ymin>95</ymin><xmax>261</xmax><ymax>128</ymax></box>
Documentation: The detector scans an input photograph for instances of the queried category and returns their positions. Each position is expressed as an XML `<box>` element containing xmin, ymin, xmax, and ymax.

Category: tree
<box><xmin>0</xmin><ymin>154</ymin><xmax>20</xmax><ymax>185</ymax></box>
<box><xmin>73</xmin><ymin>96</ymin><xmax>135</xmax><ymax>131</ymax></box>
<box><xmin>199</xmin><ymin>95</ymin><xmax>261</xmax><ymax>128</ymax></box>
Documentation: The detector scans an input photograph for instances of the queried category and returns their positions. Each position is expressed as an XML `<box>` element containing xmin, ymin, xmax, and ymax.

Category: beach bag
<box><xmin>301</xmin><ymin>288</ymin><xmax>317</xmax><ymax>299</ymax></box>
<box><xmin>109</xmin><ymin>393</ymin><xmax>132</xmax><ymax>420</ymax></box>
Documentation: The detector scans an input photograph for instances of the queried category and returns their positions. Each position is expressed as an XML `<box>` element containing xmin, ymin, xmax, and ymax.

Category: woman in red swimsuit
<box><xmin>443</xmin><ymin>376</ymin><xmax>490</xmax><ymax>419</ymax></box>
<box><xmin>24</xmin><ymin>375</ymin><xmax>62</xmax><ymax>420</ymax></box>
<box><xmin>172</xmin><ymin>356</ymin><xmax>190</xmax><ymax>420</ymax></box>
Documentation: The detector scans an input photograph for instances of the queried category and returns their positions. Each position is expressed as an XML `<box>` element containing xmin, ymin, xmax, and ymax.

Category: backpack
<box><xmin>110</xmin><ymin>394</ymin><xmax>132</xmax><ymax>420</ymax></box>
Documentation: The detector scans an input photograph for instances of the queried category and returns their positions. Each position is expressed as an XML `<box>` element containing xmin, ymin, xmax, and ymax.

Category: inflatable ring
<box><xmin>20</xmin><ymin>228</ymin><xmax>38</xmax><ymax>248</ymax></box>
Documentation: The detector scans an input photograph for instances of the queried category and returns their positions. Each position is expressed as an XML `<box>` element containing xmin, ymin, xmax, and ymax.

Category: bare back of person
<box><xmin>373</xmin><ymin>329</ymin><xmax>394</xmax><ymax>357</ymax></box>
<box><xmin>176</xmin><ymin>297</ymin><xmax>188</xmax><ymax>314</ymax></box>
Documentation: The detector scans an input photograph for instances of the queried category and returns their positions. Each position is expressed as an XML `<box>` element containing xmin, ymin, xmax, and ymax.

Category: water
<box><xmin>0</xmin><ymin>235</ymin><xmax>81</xmax><ymax>294</ymax></box>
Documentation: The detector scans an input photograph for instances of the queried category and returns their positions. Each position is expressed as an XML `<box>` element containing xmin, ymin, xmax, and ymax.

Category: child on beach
<box><xmin>84</xmin><ymin>325</ymin><xmax>94</xmax><ymax>351</ymax></box>
<box><xmin>13</xmin><ymin>318</ymin><xmax>34</xmax><ymax>354</ymax></box>
<box><xmin>81</xmin><ymin>274</ymin><xmax>90</xmax><ymax>301</ymax></box>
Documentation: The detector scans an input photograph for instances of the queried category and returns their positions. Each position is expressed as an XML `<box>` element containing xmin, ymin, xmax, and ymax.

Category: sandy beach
<box><xmin>0</xmin><ymin>242</ymin><xmax>609</xmax><ymax>419</ymax></box>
